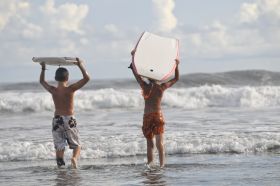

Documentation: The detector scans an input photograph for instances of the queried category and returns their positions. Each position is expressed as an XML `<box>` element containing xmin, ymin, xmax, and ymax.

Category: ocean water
<box><xmin>0</xmin><ymin>70</ymin><xmax>280</xmax><ymax>185</ymax></box>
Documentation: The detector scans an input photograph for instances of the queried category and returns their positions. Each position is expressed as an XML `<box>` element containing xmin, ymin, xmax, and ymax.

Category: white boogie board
<box><xmin>133</xmin><ymin>32</ymin><xmax>179</xmax><ymax>81</ymax></box>
<box><xmin>32</xmin><ymin>57</ymin><xmax>77</xmax><ymax>66</ymax></box>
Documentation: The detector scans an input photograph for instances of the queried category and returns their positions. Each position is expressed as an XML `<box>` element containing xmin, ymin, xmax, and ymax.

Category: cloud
<box><xmin>179</xmin><ymin>21</ymin><xmax>231</xmax><ymax>59</ymax></box>
<box><xmin>0</xmin><ymin>0</ymin><xmax>91</xmax><ymax>65</ymax></box>
<box><xmin>40</xmin><ymin>0</ymin><xmax>89</xmax><ymax>34</ymax></box>
<box><xmin>237</xmin><ymin>0</ymin><xmax>280</xmax><ymax>48</ymax></box>
<box><xmin>0</xmin><ymin>0</ymin><xmax>30</xmax><ymax>30</ymax></box>
<box><xmin>104</xmin><ymin>24</ymin><xmax>119</xmax><ymax>34</ymax></box>
<box><xmin>21</xmin><ymin>21</ymin><xmax>43</xmax><ymax>39</ymax></box>
<box><xmin>103</xmin><ymin>24</ymin><xmax>128</xmax><ymax>39</ymax></box>
<box><xmin>239</xmin><ymin>0</ymin><xmax>280</xmax><ymax>25</ymax></box>
<box><xmin>239</xmin><ymin>2</ymin><xmax>259</xmax><ymax>23</ymax></box>
<box><xmin>179</xmin><ymin>0</ymin><xmax>280</xmax><ymax>61</ymax></box>
<box><xmin>152</xmin><ymin>0</ymin><xmax>177</xmax><ymax>32</ymax></box>
<box><xmin>0</xmin><ymin>0</ymin><xmax>42</xmax><ymax>40</ymax></box>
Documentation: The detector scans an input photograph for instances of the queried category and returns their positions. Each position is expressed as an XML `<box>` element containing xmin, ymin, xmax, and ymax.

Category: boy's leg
<box><xmin>146</xmin><ymin>138</ymin><xmax>154</xmax><ymax>165</ymax></box>
<box><xmin>53</xmin><ymin>116</ymin><xmax>66</xmax><ymax>167</ymax></box>
<box><xmin>155</xmin><ymin>134</ymin><xmax>165</xmax><ymax>168</ymax></box>
<box><xmin>71</xmin><ymin>146</ymin><xmax>81</xmax><ymax>169</ymax></box>
<box><xmin>56</xmin><ymin>150</ymin><xmax>65</xmax><ymax>167</ymax></box>
<box><xmin>72</xmin><ymin>146</ymin><xmax>81</xmax><ymax>159</ymax></box>
<box><xmin>66</xmin><ymin>117</ymin><xmax>81</xmax><ymax>169</ymax></box>
<box><xmin>56</xmin><ymin>150</ymin><xmax>64</xmax><ymax>158</ymax></box>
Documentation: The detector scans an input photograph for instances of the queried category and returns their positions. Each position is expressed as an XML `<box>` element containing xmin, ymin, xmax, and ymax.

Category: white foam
<box><xmin>166</xmin><ymin>132</ymin><xmax>280</xmax><ymax>154</ymax></box>
<box><xmin>1</xmin><ymin>85</ymin><xmax>280</xmax><ymax>113</ymax></box>
<box><xmin>0</xmin><ymin>132</ymin><xmax>279</xmax><ymax>161</ymax></box>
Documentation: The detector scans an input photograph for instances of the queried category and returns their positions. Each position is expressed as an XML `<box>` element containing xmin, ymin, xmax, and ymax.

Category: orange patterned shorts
<box><xmin>142</xmin><ymin>112</ymin><xmax>165</xmax><ymax>139</ymax></box>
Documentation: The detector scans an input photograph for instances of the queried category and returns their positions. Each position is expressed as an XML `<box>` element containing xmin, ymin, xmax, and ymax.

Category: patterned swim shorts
<box><xmin>52</xmin><ymin>115</ymin><xmax>81</xmax><ymax>150</ymax></box>
<box><xmin>142</xmin><ymin>112</ymin><xmax>165</xmax><ymax>139</ymax></box>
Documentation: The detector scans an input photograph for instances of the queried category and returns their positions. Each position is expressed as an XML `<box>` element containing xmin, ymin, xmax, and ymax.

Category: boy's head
<box><xmin>148</xmin><ymin>78</ymin><xmax>156</xmax><ymax>83</ymax></box>
<box><xmin>55</xmin><ymin>67</ymin><xmax>69</xmax><ymax>82</ymax></box>
<box><xmin>148</xmin><ymin>78</ymin><xmax>161</xmax><ymax>85</ymax></box>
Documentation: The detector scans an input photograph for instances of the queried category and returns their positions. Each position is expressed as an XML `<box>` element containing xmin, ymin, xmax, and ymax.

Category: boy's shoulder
<box><xmin>51</xmin><ymin>87</ymin><xmax>75</xmax><ymax>95</ymax></box>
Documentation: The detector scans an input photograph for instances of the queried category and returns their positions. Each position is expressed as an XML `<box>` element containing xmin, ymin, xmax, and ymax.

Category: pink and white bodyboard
<box><xmin>133</xmin><ymin>32</ymin><xmax>179</xmax><ymax>81</ymax></box>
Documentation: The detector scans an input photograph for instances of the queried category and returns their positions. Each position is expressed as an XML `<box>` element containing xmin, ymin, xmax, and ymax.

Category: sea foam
<box><xmin>1</xmin><ymin>85</ymin><xmax>280</xmax><ymax>113</ymax></box>
<box><xmin>0</xmin><ymin>132</ymin><xmax>279</xmax><ymax>161</ymax></box>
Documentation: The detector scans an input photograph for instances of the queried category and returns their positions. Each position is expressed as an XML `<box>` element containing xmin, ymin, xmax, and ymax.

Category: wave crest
<box><xmin>1</xmin><ymin>86</ymin><xmax>280</xmax><ymax>113</ymax></box>
<box><xmin>0</xmin><ymin>132</ymin><xmax>279</xmax><ymax>161</ymax></box>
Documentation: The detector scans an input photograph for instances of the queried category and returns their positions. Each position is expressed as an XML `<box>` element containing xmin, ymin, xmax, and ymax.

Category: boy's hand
<box><xmin>128</xmin><ymin>63</ymin><xmax>133</xmax><ymax>69</ymax></box>
<box><xmin>75</xmin><ymin>57</ymin><xmax>83</xmax><ymax>67</ymax></box>
<box><xmin>175</xmin><ymin>59</ymin><xmax>180</xmax><ymax>66</ymax></box>
<box><xmin>40</xmin><ymin>62</ymin><xmax>46</xmax><ymax>69</ymax></box>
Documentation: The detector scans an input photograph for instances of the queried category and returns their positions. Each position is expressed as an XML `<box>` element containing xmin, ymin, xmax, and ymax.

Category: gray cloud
<box><xmin>152</xmin><ymin>0</ymin><xmax>177</xmax><ymax>32</ymax></box>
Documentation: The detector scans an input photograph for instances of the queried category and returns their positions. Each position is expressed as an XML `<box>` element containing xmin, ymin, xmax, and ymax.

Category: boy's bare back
<box><xmin>142</xmin><ymin>83</ymin><xmax>164</xmax><ymax>114</ymax></box>
<box><xmin>51</xmin><ymin>86</ymin><xmax>75</xmax><ymax>115</ymax></box>
<box><xmin>40</xmin><ymin>58</ymin><xmax>90</xmax><ymax>116</ymax></box>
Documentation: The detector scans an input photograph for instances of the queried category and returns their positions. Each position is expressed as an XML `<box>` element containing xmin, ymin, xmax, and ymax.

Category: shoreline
<box><xmin>1</xmin><ymin>153</ymin><xmax>279</xmax><ymax>185</ymax></box>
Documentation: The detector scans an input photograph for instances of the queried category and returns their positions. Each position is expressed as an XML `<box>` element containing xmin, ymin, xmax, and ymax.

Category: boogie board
<box><xmin>32</xmin><ymin>57</ymin><xmax>77</xmax><ymax>66</ymax></box>
<box><xmin>132</xmin><ymin>32</ymin><xmax>179</xmax><ymax>81</ymax></box>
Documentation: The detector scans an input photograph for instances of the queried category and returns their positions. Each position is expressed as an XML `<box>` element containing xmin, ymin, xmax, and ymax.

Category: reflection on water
<box><xmin>141</xmin><ymin>169</ymin><xmax>167</xmax><ymax>185</ymax></box>
<box><xmin>2</xmin><ymin>154</ymin><xmax>280</xmax><ymax>186</ymax></box>
<box><xmin>55</xmin><ymin>169</ymin><xmax>82</xmax><ymax>186</ymax></box>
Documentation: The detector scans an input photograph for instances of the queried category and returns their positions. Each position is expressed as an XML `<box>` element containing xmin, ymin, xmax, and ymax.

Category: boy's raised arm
<box><xmin>39</xmin><ymin>63</ymin><xmax>55</xmax><ymax>93</ymax></box>
<box><xmin>129</xmin><ymin>50</ymin><xmax>147</xmax><ymax>88</ymax></box>
<box><xmin>161</xmin><ymin>59</ymin><xmax>180</xmax><ymax>90</ymax></box>
<box><xmin>69</xmin><ymin>58</ymin><xmax>90</xmax><ymax>91</ymax></box>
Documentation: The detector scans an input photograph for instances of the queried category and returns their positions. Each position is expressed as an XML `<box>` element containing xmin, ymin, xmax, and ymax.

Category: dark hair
<box><xmin>148</xmin><ymin>78</ymin><xmax>155</xmax><ymax>83</ymax></box>
<box><xmin>55</xmin><ymin>67</ymin><xmax>69</xmax><ymax>82</ymax></box>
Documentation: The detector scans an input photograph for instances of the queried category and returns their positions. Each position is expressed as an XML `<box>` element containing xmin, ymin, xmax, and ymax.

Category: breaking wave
<box><xmin>1</xmin><ymin>85</ymin><xmax>280</xmax><ymax>113</ymax></box>
<box><xmin>0</xmin><ymin>132</ymin><xmax>279</xmax><ymax>161</ymax></box>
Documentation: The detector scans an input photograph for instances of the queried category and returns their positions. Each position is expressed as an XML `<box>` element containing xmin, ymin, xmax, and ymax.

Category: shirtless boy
<box><xmin>39</xmin><ymin>58</ymin><xmax>90</xmax><ymax>168</ymax></box>
<box><xmin>129</xmin><ymin>50</ymin><xmax>179</xmax><ymax>168</ymax></box>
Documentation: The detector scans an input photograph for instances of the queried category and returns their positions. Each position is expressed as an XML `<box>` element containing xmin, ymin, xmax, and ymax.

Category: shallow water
<box><xmin>0</xmin><ymin>86</ymin><xmax>280</xmax><ymax>185</ymax></box>
<box><xmin>1</xmin><ymin>154</ymin><xmax>280</xmax><ymax>186</ymax></box>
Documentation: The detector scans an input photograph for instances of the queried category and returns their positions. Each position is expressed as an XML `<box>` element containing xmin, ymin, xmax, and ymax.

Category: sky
<box><xmin>0</xmin><ymin>0</ymin><xmax>280</xmax><ymax>83</ymax></box>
